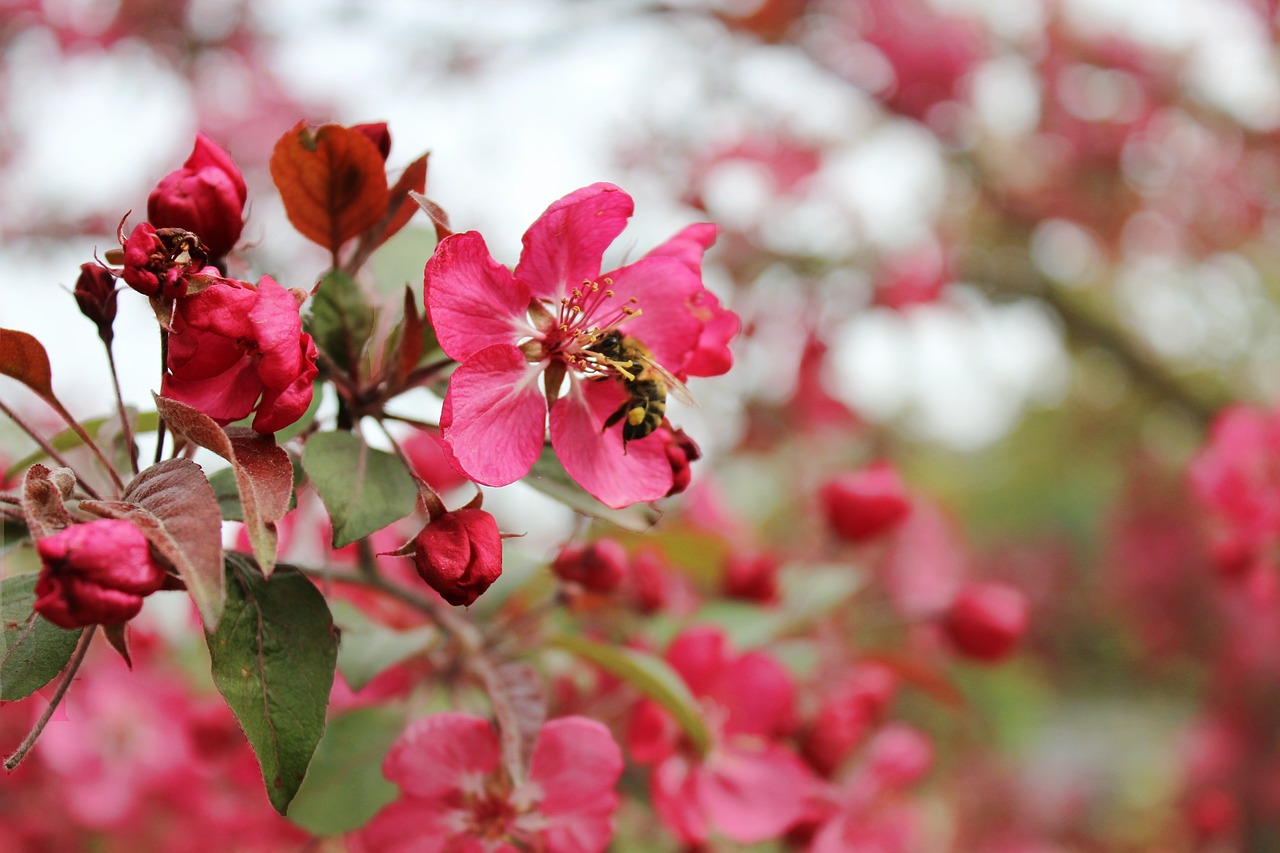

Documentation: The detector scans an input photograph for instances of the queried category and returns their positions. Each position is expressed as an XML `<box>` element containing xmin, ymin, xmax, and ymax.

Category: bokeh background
<box><xmin>5</xmin><ymin>0</ymin><xmax>1280</xmax><ymax>850</ymax></box>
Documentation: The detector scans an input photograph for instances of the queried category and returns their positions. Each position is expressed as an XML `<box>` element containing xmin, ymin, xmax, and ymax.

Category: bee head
<box><xmin>593</xmin><ymin>329</ymin><xmax>624</xmax><ymax>359</ymax></box>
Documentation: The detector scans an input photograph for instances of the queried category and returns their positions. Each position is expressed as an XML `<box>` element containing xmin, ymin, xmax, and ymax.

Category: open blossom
<box><xmin>425</xmin><ymin>183</ymin><xmax>737</xmax><ymax>509</ymax></box>
<box><xmin>34</xmin><ymin>519</ymin><xmax>169</xmax><ymax>629</ymax></box>
<box><xmin>354</xmin><ymin>713</ymin><xmax>623</xmax><ymax>853</ymax></box>
<box><xmin>162</xmin><ymin>274</ymin><xmax>318</xmax><ymax>434</ymax></box>
<box><xmin>148</xmin><ymin>133</ymin><xmax>247</xmax><ymax>259</ymax></box>
<box><xmin>627</xmin><ymin>626</ymin><xmax>818</xmax><ymax>846</ymax></box>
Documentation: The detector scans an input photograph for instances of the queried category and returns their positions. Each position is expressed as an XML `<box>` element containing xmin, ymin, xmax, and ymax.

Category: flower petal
<box><xmin>383</xmin><ymin>712</ymin><xmax>501</xmax><ymax>799</ymax></box>
<box><xmin>515</xmin><ymin>183</ymin><xmax>634</xmax><ymax>303</ymax></box>
<box><xmin>530</xmin><ymin>717</ymin><xmax>624</xmax><ymax>853</ymax></box>
<box><xmin>248</xmin><ymin>275</ymin><xmax>304</xmax><ymax>389</ymax></box>
<box><xmin>602</xmin><ymin>256</ymin><xmax>703</xmax><ymax>370</ymax></box>
<box><xmin>426</xmin><ymin>231</ymin><xmax>534</xmax><ymax>363</ymax></box>
<box><xmin>351</xmin><ymin>796</ymin><xmax>460</xmax><ymax>853</ymax></box>
<box><xmin>699</xmin><ymin>744</ymin><xmax>816</xmax><ymax>843</ymax></box>
<box><xmin>440</xmin><ymin>344</ymin><xmax>547</xmax><ymax>487</ymax></box>
<box><xmin>161</xmin><ymin>355</ymin><xmax>261</xmax><ymax>425</ymax></box>
<box><xmin>643</xmin><ymin>222</ymin><xmax>718</xmax><ymax>273</ymax></box>
<box><xmin>549</xmin><ymin>378</ymin><xmax>674</xmax><ymax>509</ymax></box>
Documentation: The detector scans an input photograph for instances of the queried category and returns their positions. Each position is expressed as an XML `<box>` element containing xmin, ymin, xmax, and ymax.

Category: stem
<box><xmin>399</xmin><ymin>356</ymin><xmax>455</xmax><ymax>392</ymax></box>
<box><xmin>104</xmin><ymin>344</ymin><xmax>139</xmax><ymax>475</ymax></box>
<box><xmin>5</xmin><ymin>625</ymin><xmax>96</xmax><ymax>771</ymax></box>
<box><xmin>374</xmin><ymin>417</ymin><xmax>447</xmax><ymax>518</ymax></box>
<box><xmin>42</xmin><ymin>398</ymin><xmax>125</xmax><ymax>495</ymax></box>
<box><xmin>0</xmin><ymin>399</ymin><xmax>102</xmax><ymax>501</ymax></box>
<box><xmin>154</xmin><ymin>329</ymin><xmax>169</xmax><ymax>466</ymax></box>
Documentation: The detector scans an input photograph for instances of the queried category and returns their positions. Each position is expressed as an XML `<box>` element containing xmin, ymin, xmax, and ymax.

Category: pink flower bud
<box><xmin>819</xmin><ymin>462</ymin><xmax>912</xmax><ymax>543</ymax></box>
<box><xmin>147</xmin><ymin>134</ymin><xmax>247</xmax><ymax>259</ymax></box>
<box><xmin>802</xmin><ymin>662</ymin><xmax>899</xmax><ymax>776</ymax></box>
<box><xmin>657</xmin><ymin>425</ymin><xmax>701</xmax><ymax>497</ymax></box>
<box><xmin>73</xmin><ymin>262</ymin><xmax>118</xmax><ymax>344</ymax></box>
<box><xmin>351</xmin><ymin>122</ymin><xmax>391</xmax><ymax>161</ymax></box>
<box><xmin>944</xmin><ymin>581</ymin><xmax>1028</xmax><ymax>662</ymax></box>
<box><xmin>119</xmin><ymin>222</ymin><xmax>207</xmax><ymax>299</ymax></box>
<box><xmin>863</xmin><ymin>723</ymin><xmax>934</xmax><ymax>788</ymax></box>
<box><xmin>411</xmin><ymin>509</ymin><xmax>503</xmax><ymax>606</ymax></box>
<box><xmin>552</xmin><ymin>538</ymin><xmax>628</xmax><ymax>593</ymax></box>
<box><xmin>722</xmin><ymin>550</ymin><xmax>780</xmax><ymax>604</ymax></box>
<box><xmin>34</xmin><ymin>519</ymin><xmax>169</xmax><ymax>629</ymax></box>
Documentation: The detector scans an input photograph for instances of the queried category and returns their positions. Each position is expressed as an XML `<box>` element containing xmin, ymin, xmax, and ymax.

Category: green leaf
<box><xmin>548</xmin><ymin>634</ymin><xmax>710</xmax><ymax>758</ymax></box>
<box><xmin>308</xmin><ymin>270</ymin><xmax>375</xmax><ymax>375</ymax></box>
<box><xmin>527</xmin><ymin>448</ymin><xmax>660</xmax><ymax>533</ymax></box>
<box><xmin>0</xmin><ymin>574</ymin><xmax>81</xmax><ymax>701</ymax></box>
<box><xmin>209</xmin><ymin>466</ymin><xmax>244</xmax><ymax>521</ymax></box>
<box><xmin>5</xmin><ymin>412</ymin><xmax>159</xmax><ymax>481</ymax></box>
<box><xmin>286</xmin><ymin>705</ymin><xmax>402</xmax><ymax>835</ymax></box>
<box><xmin>330</xmin><ymin>600</ymin><xmax>435</xmax><ymax>692</ymax></box>
<box><xmin>206</xmin><ymin>555</ymin><xmax>338</xmax><ymax>814</ymax></box>
<box><xmin>1</xmin><ymin>515</ymin><xmax>29</xmax><ymax>554</ymax></box>
<box><xmin>302</xmin><ymin>431</ymin><xmax>417</xmax><ymax>548</ymax></box>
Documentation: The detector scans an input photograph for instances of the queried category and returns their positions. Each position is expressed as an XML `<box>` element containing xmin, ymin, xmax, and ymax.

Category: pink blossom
<box><xmin>802</xmin><ymin>662</ymin><xmax>899</xmax><ymax>776</ymax></box>
<box><xmin>553</xmin><ymin>538</ymin><xmax>628</xmax><ymax>593</ymax></box>
<box><xmin>34</xmin><ymin>519</ymin><xmax>169</xmax><ymax>629</ymax></box>
<box><xmin>944</xmin><ymin>581</ymin><xmax>1029</xmax><ymax>662</ymax></box>
<box><xmin>162</xmin><ymin>274</ymin><xmax>318</xmax><ymax>434</ymax></box>
<box><xmin>820</xmin><ymin>461</ymin><xmax>912</xmax><ymax>544</ymax></box>
<box><xmin>627</xmin><ymin>626</ymin><xmax>818</xmax><ymax>845</ymax></box>
<box><xmin>354</xmin><ymin>713</ymin><xmax>623</xmax><ymax>853</ymax></box>
<box><xmin>147</xmin><ymin>133</ymin><xmax>248</xmax><ymax>259</ymax></box>
<box><xmin>425</xmin><ymin>183</ymin><xmax>736</xmax><ymax>509</ymax></box>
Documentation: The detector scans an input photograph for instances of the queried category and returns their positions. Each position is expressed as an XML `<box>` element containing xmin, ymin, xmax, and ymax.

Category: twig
<box><xmin>104</xmin><ymin>345</ymin><xmax>139</xmax><ymax>475</ymax></box>
<box><xmin>5</xmin><ymin>625</ymin><xmax>96</xmax><ymax>771</ymax></box>
<box><xmin>0</xmin><ymin>399</ymin><xmax>102</xmax><ymax>501</ymax></box>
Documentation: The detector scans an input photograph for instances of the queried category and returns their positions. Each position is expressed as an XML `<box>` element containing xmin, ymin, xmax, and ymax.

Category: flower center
<box><xmin>544</xmin><ymin>277</ymin><xmax>641</xmax><ymax>375</ymax></box>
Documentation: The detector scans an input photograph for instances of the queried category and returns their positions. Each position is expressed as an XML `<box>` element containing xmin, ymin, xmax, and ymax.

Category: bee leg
<box><xmin>602</xmin><ymin>402</ymin><xmax>629</xmax><ymax>432</ymax></box>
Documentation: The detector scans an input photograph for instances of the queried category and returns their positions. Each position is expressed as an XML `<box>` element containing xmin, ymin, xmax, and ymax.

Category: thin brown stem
<box><xmin>0</xmin><ymin>399</ymin><xmax>102</xmax><ymax>501</ymax></box>
<box><xmin>154</xmin><ymin>329</ymin><xmax>169</xmax><ymax>466</ymax></box>
<box><xmin>104</xmin><ymin>345</ymin><xmax>139</xmax><ymax>475</ymax></box>
<box><xmin>5</xmin><ymin>625</ymin><xmax>96</xmax><ymax>771</ymax></box>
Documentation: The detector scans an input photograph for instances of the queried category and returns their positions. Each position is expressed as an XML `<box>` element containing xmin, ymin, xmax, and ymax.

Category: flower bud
<box><xmin>73</xmin><ymin>262</ymin><xmax>119</xmax><ymax>344</ymax></box>
<box><xmin>943</xmin><ymin>581</ymin><xmax>1028</xmax><ymax>662</ymax></box>
<box><xmin>722</xmin><ymin>550</ymin><xmax>780</xmax><ymax>604</ymax></box>
<box><xmin>34</xmin><ymin>519</ymin><xmax>169</xmax><ymax>629</ymax></box>
<box><xmin>119</xmin><ymin>222</ymin><xmax>207</xmax><ymax>299</ymax></box>
<box><xmin>863</xmin><ymin>723</ymin><xmax>934</xmax><ymax>788</ymax></box>
<box><xmin>352</xmin><ymin>122</ymin><xmax>392</xmax><ymax>161</ymax></box>
<box><xmin>657</xmin><ymin>426</ymin><xmax>701</xmax><ymax>497</ymax></box>
<box><xmin>147</xmin><ymin>133</ymin><xmax>247</xmax><ymax>259</ymax></box>
<box><xmin>411</xmin><ymin>509</ymin><xmax>503</xmax><ymax>606</ymax></box>
<box><xmin>819</xmin><ymin>462</ymin><xmax>911</xmax><ymax>543</ymax></box>
<box><xmin>552</xmin><ymin>539</ymin><xmax>628</xmax><ymax>593</ymax></box>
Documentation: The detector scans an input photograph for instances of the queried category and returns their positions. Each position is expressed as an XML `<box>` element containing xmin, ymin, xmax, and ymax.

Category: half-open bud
<box><xmin>34</xmin><ymin>519</ymin><xmax>169</xmax><ymax>629</ymax></box>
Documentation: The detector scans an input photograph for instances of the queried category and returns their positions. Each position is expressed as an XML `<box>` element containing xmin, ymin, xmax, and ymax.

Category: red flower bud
<box><xmin>943</xmin><ymin>581</ymin><xmax>1028</xmax><ymax>662</ymax></box>
<box><xmin>34</xmin><ymin>519</ymin><xmax>169</xmax><ymax>629</ymax></box>
<box><xmin>553</xmin><ymin>539</ymin><xmax>628</xmax><ymax>593</ymax></box>
<box><xmin>73</xmin><ymin>262</ymin><xmax>119</xmax><ymax>344</ymax></box>
<box><xmin>722</xmin><ymin>550</ymin><xmax>780</xmax><ymax>604</ymax></box>
<box><xmin>819</xmin><ymin>462</ymin><xmax>912</xmax><ymax>543</ymax></box>
<box><xmin>147</xmin><ymin>133</ymin><xmax>247</xmax><ymax>259</ymax></box>
<box><xmin>802</xmin><ymin>662</ymin><xmax>898</xmax><ymax>775</ymax></box>
<box><xmin>657</xmin><ymin>426</ymin><xmax>701</xmax><ymax>497</ymax></box>
<box><xmin>411</xmin><ymin>509</ymin><xmax>503</xmax><ymax>606</ymax></box>
<box><xmin>352</xmin><ymin>122</ymin><xmax>392</xmax><ymax>161</ymax></box>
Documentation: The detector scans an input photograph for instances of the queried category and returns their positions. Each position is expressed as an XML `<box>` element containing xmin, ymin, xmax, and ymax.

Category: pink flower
<box><xmin>34</xmin><ymin>519</ymin><xmax>169</xmax><ymax>629</ymax></box>
<box><xmin>162</xmin><ymin>274</ymin><xmax>318</xmax><ymax>434</ymax></box>
<box><xmin>148</xmin><ymin>133</ymin><xmax>247</xmax><ymax>259</ymax></box>
<box><xmin>425</xmin><ymin>183</ymin><xmax>736</xmax><ymax>509</ymax></box>
<box><xmin>354</xmin><ymin>713</ymin><xmax>623</xmax><ymax>853</ymax></box>
<box><xmin>627</xmin><ymin>626</ymin><xmax>818</xmax><ymax>846</ymax></box>
<box><xmin>802</xmin><ymin>662</ymin><xmax>899</xmax><ymax>776</ymax></box>
<box><xmin>410</xmin><ymin>509</ymin><xmax>504</xmax><ymax>606</ymax></box>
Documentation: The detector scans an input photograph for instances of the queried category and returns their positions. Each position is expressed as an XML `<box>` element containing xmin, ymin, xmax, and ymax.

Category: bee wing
<box><xmin>641</xmin><ymin>355</ymin><xmax>698</xmax><ymax>407</ymax></box>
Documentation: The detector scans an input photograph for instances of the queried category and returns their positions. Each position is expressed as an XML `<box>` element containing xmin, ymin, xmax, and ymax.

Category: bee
<box><xmin>592</xmin><ymin>329</ymin><xmax>695</xmax><ymax>449</ymax></box>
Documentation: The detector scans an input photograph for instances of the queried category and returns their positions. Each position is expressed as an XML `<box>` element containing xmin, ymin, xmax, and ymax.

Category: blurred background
<box><xmin>4</xmin><ymin>0</ymin><xmax>1280</xmax><ymax>850</ymax></box>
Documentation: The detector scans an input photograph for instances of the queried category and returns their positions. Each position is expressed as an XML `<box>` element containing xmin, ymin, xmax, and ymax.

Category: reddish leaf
<box><xmin>0</xmin><ymin>328</ymin><xmax>54</xmax><ymax>400</ymax></box>
<box><xmin>81</xmin><ymin>459</ymin><xmax>224</xmax><ymax>629</ymax></box>
<box><xmin>393</xmin><ymin>285</ymin><xmax>426</xmax><ymax>386</ymax></box>
<box><xmin>20</xmin><ymin>464</ymin><xmax>74</xmax><ymax>540</ymax></box>
<box><xmin>270</xmin><ymin>122</ymin><xmax>389</xmax><ymax>254</ymax></box>
<box><xmin>377</xmin><ymin>153</ymin><xmax>429</xmax><ymax>249</ymax></box>
<box><xmin>409</xmin><ymin>191</ymin><xmax>454</xmax><ymax>243</ymax></box>
<box><xmin>154</xmin><ymin>396</ymin><xmax>293</xmax><ymax>575</ymax></box>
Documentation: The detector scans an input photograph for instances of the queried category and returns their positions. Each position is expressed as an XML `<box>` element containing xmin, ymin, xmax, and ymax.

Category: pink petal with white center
<box><xmin>601</xmin><ymin>255</ymin><xmax>703</xmax><ymax>369</ymax></box>
<box><xmin>643</xmin><ymin>222</ymin><xmax>718</xmax><ymax>274</ymax></box>
<box><xmin>382</xmin><ymin>713</ymin><xmax>501</xmax><ymax>800</ymax></box>
<box><xmin>550</xmin><ymin>378</ymin><xmax>674</xmax><ymax>509</ymax></box>
<box><xmin>530</xmin><ymin>717</ymin><xmax>624</xmax><ymax>853</ymax></box>
<box><xmin>516</xmin><ymin>183</ymin><xmax>634</xmax><ymax>303</ymax></box>
<box><xmin>441</xmin><ymin>344</ymin><xmax>547</xmax><ymax>487</ymax></box>
<box><xmin>698</xmin><ymin>743</ymin><xmax>816</xmax><ymax>843</ymax></box>
<box><xmin>426</xmin><ymin>231</ymin><xmax>534</xmax><ymax>363</ymax></box>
